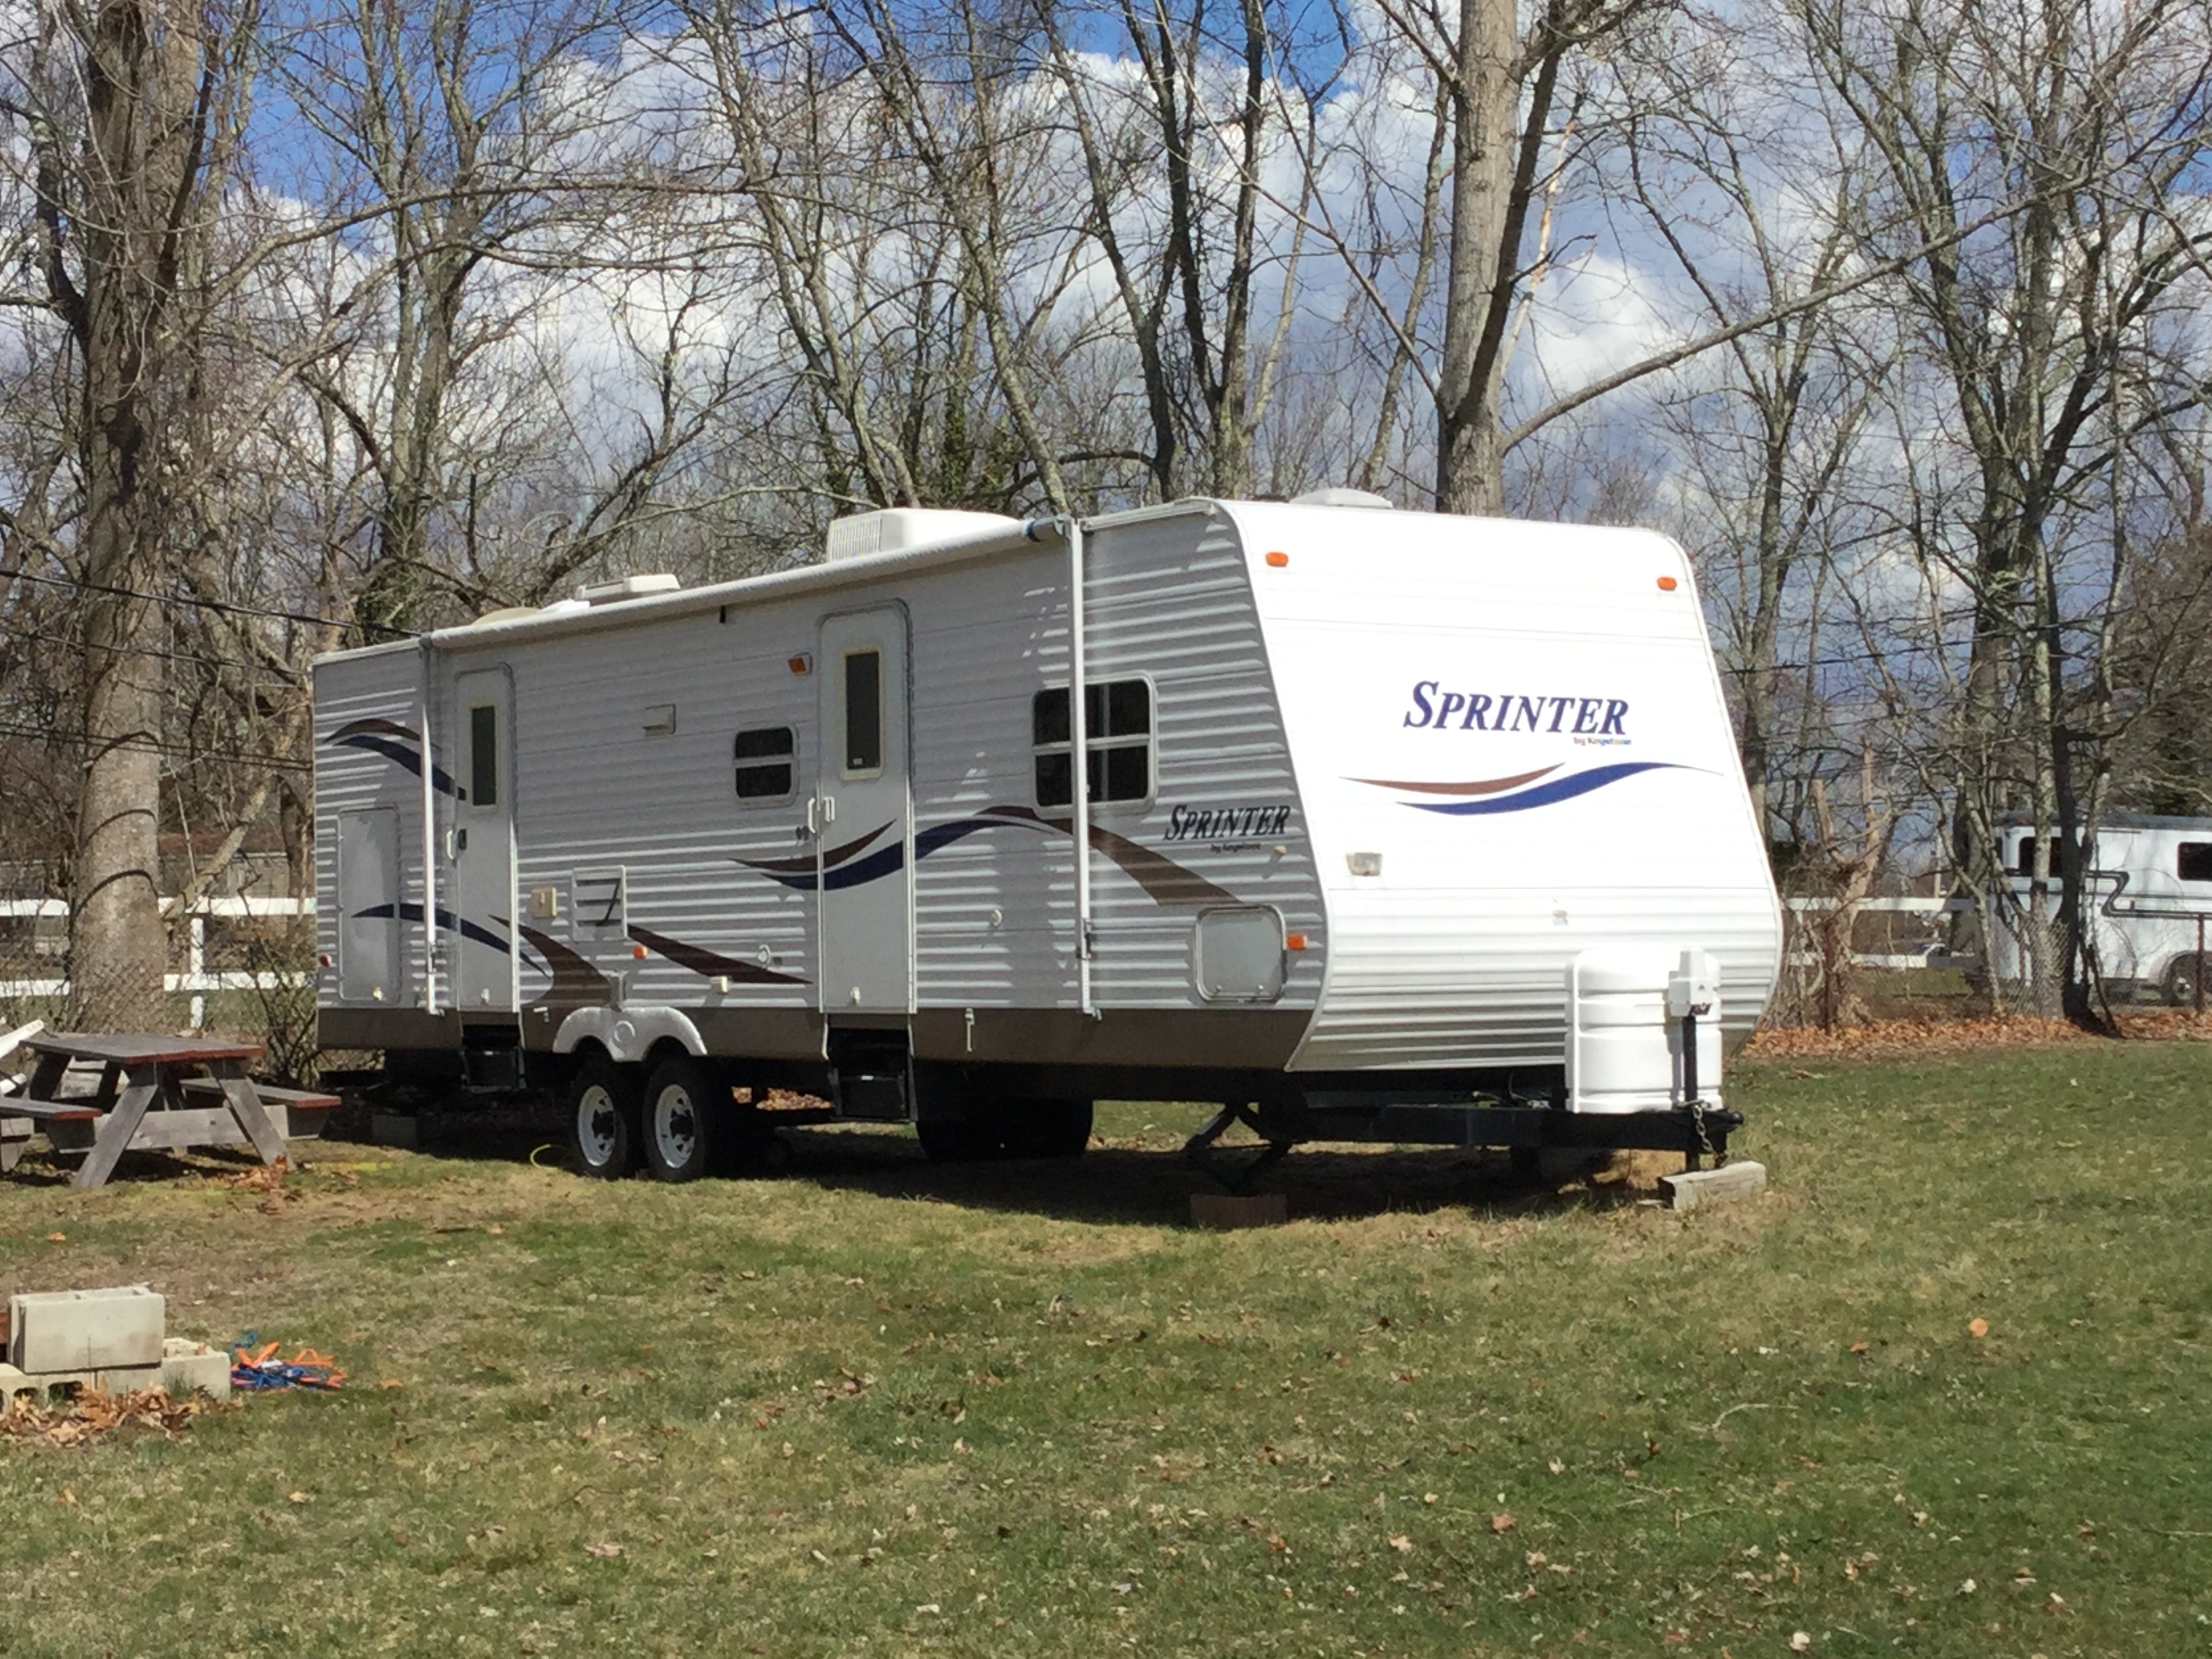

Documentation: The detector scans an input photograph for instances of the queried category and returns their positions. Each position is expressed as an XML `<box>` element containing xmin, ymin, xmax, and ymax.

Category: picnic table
<box><xmin>0</xmin><ymin>1033</ymin><xmax>329</xmax><ymax>1189</ymax></box>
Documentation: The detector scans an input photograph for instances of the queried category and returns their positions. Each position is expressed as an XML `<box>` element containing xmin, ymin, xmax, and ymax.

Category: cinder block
<box><xmin>159</xmin><ymin>1338</ymin><xmax>232</xmax><ymax>1401</ymax></box>
<box><xmin>1660</xmin><ymin>1160</ymin><xmax>1767</xmax><ymax>1212</ymax></box>
<box><xmin>9</xmin><ymin>1285</ymin><xmax>166</xmax><ymax>1372</ymax></box>
<box><xmin>91</xmin><ymin>1364</ymin><xmax>164</xmax><ymax>1393</ymax></box>
<box><xmin>1189</xmin><ymin>1191</ymin><xmax>1289</xmax><ymax>1229</ymax></box>
<box><xmin>1</xmin><ymin>1360</ymin><xmax>97</xmax><ymax>1404</ymax></box>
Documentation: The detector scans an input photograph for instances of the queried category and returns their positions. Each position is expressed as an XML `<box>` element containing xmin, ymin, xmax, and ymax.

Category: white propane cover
<box><xmin>1566</xmin><ymin>947</ymin><xmax>1725</xmax><ymax>1113</ymax></box>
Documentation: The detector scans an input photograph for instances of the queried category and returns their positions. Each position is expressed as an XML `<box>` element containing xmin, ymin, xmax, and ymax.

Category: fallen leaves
<box><xmin>1790</xmin><ymin>1632</ymin><xmax>1814</xmax><ymax>1653</ymax></box>
<box><xmin>585</xmin><ymin>1541</ymin><xmax>622</xmax><ymax>1559</ymax></box>
<box><xmin>1490</xmin><ymin>1513</ymin><xmax>1516</xmax><ymax>1534</ymax></box>
<box><xmin>1</xmin><ymin>1386</ymin><xmax>216</xmax><ymax>1447</ymax></box>
<box><xmin>1968</xmin><ymin>1317</ymin><xmax>1990</xmax><ymax>1339</ymax></box>
<box><xmin>1387</xmin><ymin>1533</ymin><xmax>1413</xmax><ymax>1554</ymax></box>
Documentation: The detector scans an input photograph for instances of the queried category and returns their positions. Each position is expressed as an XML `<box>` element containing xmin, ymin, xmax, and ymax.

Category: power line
<box><xmin>0</xmin><ymin>621</ymin><xmax>306</xmax><ymax>679</ymax></box>
<box><xmin>0</xmin><ymin>565</ymin><xmax>417</xmax><ymax>640</ymax></box>
<box><xmin>0</xmin><ymin>719</ymin><xmax>314</xmax><ymax>775</ymax></box>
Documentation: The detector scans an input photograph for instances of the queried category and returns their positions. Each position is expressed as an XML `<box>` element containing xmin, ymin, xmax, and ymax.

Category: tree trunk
<box><xmin>1433</xmin><ymin>0</ymin><xmax>1521</xmax><ymax>515</ymax></box>
<box><xmin>66</xmin><ymin>0</ymin><xmax>216</xmax><ymax>1031</ymax></box>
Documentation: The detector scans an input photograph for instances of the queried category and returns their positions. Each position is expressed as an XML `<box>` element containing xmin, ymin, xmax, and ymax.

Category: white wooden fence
<box><xmin>0</xmin><ymin>895</ymin><xmax>314</xmax><ymax>1029</ymax></box>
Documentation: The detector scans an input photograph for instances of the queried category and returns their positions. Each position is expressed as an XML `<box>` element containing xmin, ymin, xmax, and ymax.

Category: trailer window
<box><xmin>2181</xmin><ymin>842</ymin><xmax>2212</xmax><ymax>882</ymax></box>
<box><xmin>734</xmin><ymin>726</ymin><xmax>796</xmax><ymax>802</ymax></box>
<box><xmin>841</xmin><ymin>649</ymin><xmax>882</xmax><ymax>777</ymax></box>
<box><xmin>1033</xmin><ymin>678</ymin><xmax>1152</xmax><ymax>808</ymax></box>
<box><xmin>468</xmin><ymin>704</ymin><xmax>499</xmax><ymax>808</ymax></box>
<box><xmin>2010</xmin><ymin>836</ymin><xmax>2034</xmax><ymax>876</ymax></box>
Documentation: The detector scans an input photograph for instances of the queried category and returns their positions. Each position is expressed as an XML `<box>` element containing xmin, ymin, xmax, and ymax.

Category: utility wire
<box><xmin>0</xmin><ymin>565</ymin><xmax>417</xmax><ymax>639</ymax></box>
<box><xmin>0</xmin><ymin>719</ymin><xmax>314</xmax><ymax>775</ymax></box>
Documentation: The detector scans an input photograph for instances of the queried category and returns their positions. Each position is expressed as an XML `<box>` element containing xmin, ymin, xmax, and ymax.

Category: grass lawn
<box><xmin>4</xmin><ymin>1040</ymin><xmax>2210</xmax><ymax>1657</ymax></box>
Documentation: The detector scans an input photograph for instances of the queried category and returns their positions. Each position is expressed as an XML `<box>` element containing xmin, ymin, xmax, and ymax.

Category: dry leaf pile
<box><xmin>0</xmin><ymin>1387</ymin><xmax>219</xmax><ymax>1448</ymax></box>
<box><xmin>1745</xmin><ymin>1009</ymin><xmax>2212</xmax><ymax>1063</ymax></box>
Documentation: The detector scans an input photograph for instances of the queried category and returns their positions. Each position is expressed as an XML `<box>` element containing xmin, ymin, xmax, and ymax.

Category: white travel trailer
<box><xmin>1992</xmin><ymin>815</ymin><xmax>2212</xmax><ymax>1004</ymax></box>
<box><xmin>312</xmin><ymin>495</ymin><xmax>1783</xmax><ymax>1181</ymax></box>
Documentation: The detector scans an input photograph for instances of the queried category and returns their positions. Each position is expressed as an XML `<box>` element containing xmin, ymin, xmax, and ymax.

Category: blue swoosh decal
<box><xmin>1408</xmin><ymin>762</ymin><xmax>1685</xmax><ymax>815</ymax></box>
<box><xmin>354</xmin><ymin>900</ymin><xmax>510</xmax><ymax>952</ymax></box>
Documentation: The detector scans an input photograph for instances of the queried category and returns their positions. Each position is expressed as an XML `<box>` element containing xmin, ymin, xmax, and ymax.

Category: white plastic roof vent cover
<box><xmin>1289</xmin><ymin>487</ymin><xmax>1393</xmax><ymax>509</ymax></box>
<box><xmin>575</xmin><ymin>573</ymin><xmax>682</xmax><ymax>605</ymax></box>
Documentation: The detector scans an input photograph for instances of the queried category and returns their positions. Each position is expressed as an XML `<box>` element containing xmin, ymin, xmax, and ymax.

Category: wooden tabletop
<box><xmin>20</xmin><ymin>1032</ymin><xmax>266</xmax><ymax>1065</ymax></box>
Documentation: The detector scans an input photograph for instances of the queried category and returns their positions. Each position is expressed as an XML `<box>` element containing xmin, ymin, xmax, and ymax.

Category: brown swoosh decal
<box><xmin>738</xmin><ymin>822</ymin><xmax>890</xmax><ymax>876</ymax></box>
<box><xmin>1348</xmin><ymin>764</ymin><xmax>1560</xmax><ymax>796</ymax></box>
<box><xmin>627</xmin><ymin>924</ymin><xmax>806</xmax><ymax>985</ymax></box>
<box><xmin>518</xmin><ymin>924</ymin><xmax>614</xmax><ymax>1015</ymax></box>
<box><xmin>981</xmin><ymin>805</ymin><xmax>1237</xmax><ymax>905</ymax></box>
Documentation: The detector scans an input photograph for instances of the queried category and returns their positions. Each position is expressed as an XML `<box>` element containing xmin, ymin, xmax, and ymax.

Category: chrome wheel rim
<box><xmin>576</xmin><ymin>1082</ymin><xmax>620</xmax><ymax>1167</ymax></box>
<box><xmin>653</xmin><ymin>1085</ymin><xmax>698</xmax><ymax>1169</ymax></box>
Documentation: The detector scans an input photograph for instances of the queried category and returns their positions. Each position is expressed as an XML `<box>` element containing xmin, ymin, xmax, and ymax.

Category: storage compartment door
<box><xmin>337</xmin><ymin>806</ymin><xmax>401</xmax><ymax>1004</ymax></box>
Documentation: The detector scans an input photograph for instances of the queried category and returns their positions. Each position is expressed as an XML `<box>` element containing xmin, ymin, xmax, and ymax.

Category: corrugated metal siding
<box><xmin>312</xmin><ymin>652</ymin><xmax>430</xmax><ymax>1008</ymax></box>
<box><xmin>447</xmin><ymin>615</ymin><xmax>822</xmax><ymax>1014</ymax></box>
<box><xmin>909</xmin><ymin>511</ymin><xmax>1324</xmax><ymax>1012</ymax></box>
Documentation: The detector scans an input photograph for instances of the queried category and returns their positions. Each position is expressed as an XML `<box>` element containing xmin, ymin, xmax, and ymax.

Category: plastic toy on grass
<box><xmin>230</xmin><ymin>1332</ymin><xmax>346</xmax><ymax>1391</ymax></box>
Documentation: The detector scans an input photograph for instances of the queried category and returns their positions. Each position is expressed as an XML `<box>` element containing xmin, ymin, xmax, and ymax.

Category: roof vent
<box><xmin>1290</xmin><ymin>487</ymin><xmax>1393</xmax><ymax>509</ymax></box>
<box><xmin>470</xmin><ymin>605</ymin><xmax>541</xmax><ymax>627</ymax></box>
<box><xmin>826</xmin><ymin>508</ymin><xmax>1023</xmax><ymax>562</ymax></box>
<box><xmin>575</xmin><ymin>573</ymin><xmax>682</xmax><ymax>606</ymax></box>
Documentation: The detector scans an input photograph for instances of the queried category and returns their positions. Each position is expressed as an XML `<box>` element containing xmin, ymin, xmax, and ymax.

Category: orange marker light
<box><xmin>632</xmin><ymin>944</ymin><xmax>648</xmax><ymax>959</ymax></box>
<box><xmin>1285</xmin><ymin>932</ymin><xmax>1309</xmax><ymax>951</ymax></box>
<box><xmin>1265</xmin><ymin>551</ymin><xmax>1290</xmax><ymax>568</ymax></box>
<box><xmin>1657</xmin><ymin>575</ymin><xmax>1679</xmax><ymax>592</ymax></box>
<box><xmin>788</xmin><ymin>653</ymin><xmax>813</xmax><ymax>675</ymax></box>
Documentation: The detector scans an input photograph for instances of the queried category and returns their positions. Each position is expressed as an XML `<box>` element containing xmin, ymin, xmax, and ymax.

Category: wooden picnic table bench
<box><xmin>1</xmin><ymin>1033</ymin><xmax>291</xmax><ymax>1189</ymax></box>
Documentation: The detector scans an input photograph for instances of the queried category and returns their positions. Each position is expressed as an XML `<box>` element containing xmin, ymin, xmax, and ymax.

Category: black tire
<box><xmin>642</xmin><ymin>1055</ymin><xmax>721</xmax><ymax>1183</ymax></box>
<box><xmin>1005</xmin><ymin>1097</ymin><xmax>1093</xmax><ymax>1159</ymax></box>
<box><xmin>2164</xmin><ymin>954</ymin><xmax>2209</xmax><ymax>1008</ymax></box>
<box><xmin>567</xmin><ymin>1052</ymin><xmax>640</xmax><ymax>1179</ymax></box>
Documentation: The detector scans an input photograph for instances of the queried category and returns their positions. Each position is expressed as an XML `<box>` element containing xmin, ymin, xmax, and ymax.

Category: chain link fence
<box><xmin>0</xmin><ymin>898</ymin><xmax>320</xmax><ymax>1082</ymax></box>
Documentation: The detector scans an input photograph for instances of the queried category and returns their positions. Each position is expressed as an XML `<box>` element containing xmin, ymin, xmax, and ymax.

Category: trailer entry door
<box><xmin>451</xmin><ymin>666</ymin><xmax>517</xmax><ymax>1015</ymax></box>
<box><xmin>816</xmin><ymin>608</ymin><xmax>913</xmax><ymax>1013</ymax></box>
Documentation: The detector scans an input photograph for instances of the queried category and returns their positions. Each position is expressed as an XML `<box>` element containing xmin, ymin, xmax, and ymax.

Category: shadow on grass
<box><xmin>302</xmin><ymin>1095</ymin><xmax>1678</xmax><ymax>1227</ymax></box>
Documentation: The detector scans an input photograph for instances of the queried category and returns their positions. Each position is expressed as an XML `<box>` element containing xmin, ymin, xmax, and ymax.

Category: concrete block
<box><xmin>1189</xmin><ymin>1191</ymin><xmax>1289</xmax><ymax>1229</ymax></box>
<box><xmin>159</xmin><ymin>1338</ymin><xmax>233</xmax><ymax>1401</ymax></box>
<box><xmin>9</xmin><ymin>1285</ymin><xmax>165</xmax><ymax>1372</ymax></box>
<box><xmin>1660</xmin><ymin>1160</ymin><xmax>1767</xmax><ymax>1212</ymax></box>
<box><xmin>370</xmin><ymin>1111</ymin><xmax>418</xmax><ymax>1149</ymax></box>
<box><xmin>1</xmin><ymin>1361</ymin><xmax>97</xmax><ymax>1404</ymax></box>
<box><xmin>91</xmin><ymin>1364</ymin><xmax>163</xmax><ymax>1393</ymax></box>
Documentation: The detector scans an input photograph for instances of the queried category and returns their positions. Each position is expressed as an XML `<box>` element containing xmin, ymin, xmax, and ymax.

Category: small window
<box><xmin>842</xmin><ymin>649</ymin><xmax>882</xmax><ymax>776</ymax></box>
<box><xmin>1033</xmin><ymin>678</ymin><xmax>1152</xmax><ymax>808</ymax></box>
<box><xmin>735</xmin><ymin>726</ymin><xmax>796</xmax><ymax>802</ymax></box>
<box><xmin>2181</xmin><ymin>842</ymin><xmax>2212</xmax><ymax>882</ymax></box>
<box><xmin>2010</xmin><ymin>836</ymin><xmax>2035</xmax><ymax>876</ymax></box>
<box><xmin>468</xmin><ymin>704</ymin><xmax>499</xmax><ymax>808</ymax></box>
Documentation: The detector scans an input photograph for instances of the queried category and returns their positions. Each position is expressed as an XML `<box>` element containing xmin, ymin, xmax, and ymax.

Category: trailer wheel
<box><xmin>567</xmin><ymin>1053</ymin><xmax>639</xmax><ymax>1179</ymax></box>
<box><xmin>1007</xmin><ymin>1098</ymin><xmax>1092</xmax><ymax>1159</ymax></box>
<box><xmin>643</xmin><ymin>1057</ymin><xmax>719</xmax><ymax>1183</ymax></box>
<box><xmin>2162</xmin><ymin>953</ymin><xmax>2208</xmax><ymax>1008</ymax></box>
